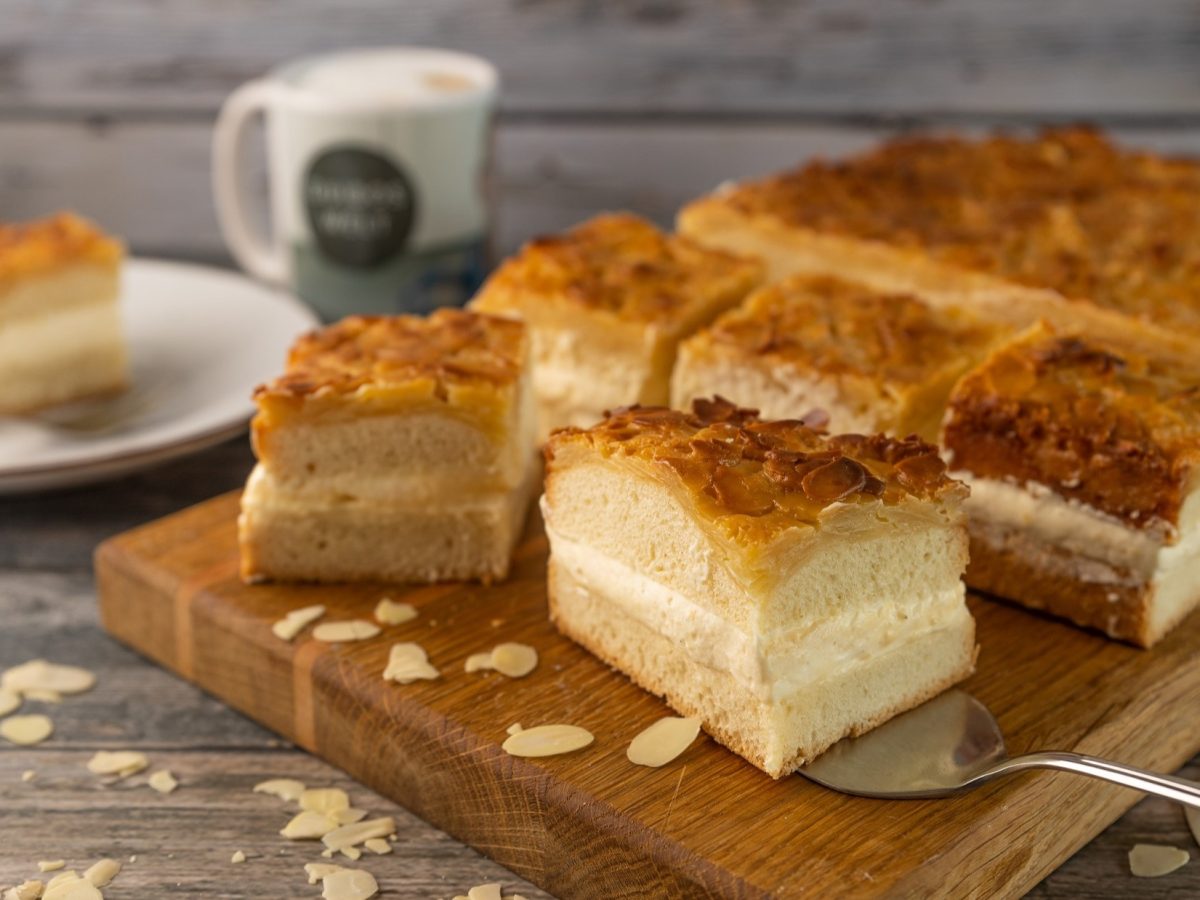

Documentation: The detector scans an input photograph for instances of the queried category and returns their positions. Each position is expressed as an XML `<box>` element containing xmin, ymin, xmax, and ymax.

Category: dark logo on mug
<box><xmin>304</xmin><ymin>146</ymin><xmax>416</xmax><ymax>268</ymax></box>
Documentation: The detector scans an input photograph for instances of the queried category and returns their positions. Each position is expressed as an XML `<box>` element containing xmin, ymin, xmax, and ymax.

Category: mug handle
<box><xmin>212</xmin><ymin>80</ymin><xmax>287</xmax><ymax>284</ymax></box>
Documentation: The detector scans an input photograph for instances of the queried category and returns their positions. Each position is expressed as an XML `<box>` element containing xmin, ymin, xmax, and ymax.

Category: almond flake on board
<box><xmin>1186</xmin><ymin>805</ymin><xmax>1200</xmax><ymax>848</ymax></box>
<box><xmin>280</xmin><ymin>810</ymin><xmax>338</xmax><ymax>840</ymax></box>
<box><xmin>1</xmin><ymin>660</ymin><xmax>96</xmax><ymax>696</ymax></box>
<box><xmin>272</xmin><ymin>605</ymin><xmax>326</xmax><ymax>642</ymax></box>
<box><xmin>1129</xmin><ymin>843</ymin><xmax>1190</xmax><ymax>877</ymax></box>
<box><xmin>305</xmin><ymin>863</ymin><xmax>346</xmax><ymax>884</ymax></box>
<box><xmin>374</xmin><ymin>598</ymin><xmax>417</xmax><ymax>626</ymax></box>
<box><xmin>321</xmin><ymin>869</ymin><xmax>378</xmax><ymax>900</ymax></box>
<box><xmin>627</xmin><ymin>717</ymin><xmax>701</xmax><ymax>768</ymax></box>
<box><xmin>86</xmin><ymin>751</ymin><xmax>148</xmax><ymax>778</ymax></box>
<box><xmin>83</xmin><ymin>859</ymin><xmax>120</xmax><ymax>888</ymax></box>
<box><xmin>312</xmin><ymin>621</ymin><xmax>380</xmax><ymax>643</ymax></box>
<box><xmin>501</xmin><ymin>725</ymin><xmax>593</xmax><ymax>758</ymax></box>
<box><xmin>0</xmin><ymin>688</ymin><xmax>20</xmax><ymax>717</ymax></box>
<box><xmin>382</xmin><ymin>644</ymin><xmax>439</xmax><ymax>684</ymax></box>
<box><xmin>363</xmin><ymin>838</ymin><xmax>391</xmax><ymax>855</ymax></box>
<box><xmin>253</xmin><ymin>778</ymin><xmax>305</xmax><ymax>802</ymax></box>
<box><xmin>464</xmin><ymin>653</ymin><xmax>493</xmax><ymax>674</ymax></box>
<box><xmin>1</xmin><ymin>715</ymin><xmax>54</xmax><ymax>746</ymax></box>
<box><xmin>490</xmin><ymin>644</ymin><xmax>538</xmax><ymax>678</ymax></box>
<box><xmin>148</xmin><ymin>769</ymin><xmax>178</xmax><ymax>794</ymax></box>
<box><xmin>506</xmin><ymin>723</ymin><xmax>523</xmax><ymax>736</ymax></box>
<box><xmin>321</xmin><ymin>817</ymin><xmax>395</xmax><ymax>853</ymax></box>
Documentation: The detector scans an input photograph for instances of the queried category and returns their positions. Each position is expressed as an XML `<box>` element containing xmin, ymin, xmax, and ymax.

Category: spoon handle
<box><xmin>983</xmin><ymin>750</ymin><xmax>1200</xmax><ymax>810</ymax></box>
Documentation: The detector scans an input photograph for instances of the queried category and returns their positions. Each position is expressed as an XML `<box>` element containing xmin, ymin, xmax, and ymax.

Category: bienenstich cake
<box><xmin>678</xmin><ymin>128</ymin><xmax>1200</xmax><ymax>349</ymax></box>
<box><xmin>0</xmin><ymin>213</ymin><xmax>126</xmax><ymax>414</ymax></box>
<box><xmin>943</xmin><ymin>322</ymin><xmax>1200</xmax><ymax>648</ymax></box>
<box><xmin>542</xmin><ymin>397</ymin><xmax>975</xmax><ymax>778</ymax></box>
<box><xmin>239</xmin><ymin>309</ymin><xmax>537</xmax><ymax>584</ymax></box>
<box><xmin>671</xmin><ymin>274</ymin><xmax>1008</xmax><ymax>441</ymax></box>
<box><xmin>470</xmin><ymin>212</ymin><xmax>763</xmax><ymax>439</ymax></box>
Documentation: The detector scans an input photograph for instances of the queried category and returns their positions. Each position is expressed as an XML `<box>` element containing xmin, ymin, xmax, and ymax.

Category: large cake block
<box><xmin>240</xmin><ymin>309</ymin><xmax>537</xmax><ymax>584</ymax></box>
<box><xmin>542</xmin><ymin>398</ymin><xmax>975</xmax><ymax>778</ymax></box>
<box><xmin>943</xmin><ymin>323</ymin><xmax>1200</xmax><ymax>647</ymax></box>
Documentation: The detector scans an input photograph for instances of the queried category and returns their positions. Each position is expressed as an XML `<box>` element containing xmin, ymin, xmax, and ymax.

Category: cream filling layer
<box><xmin>545</xmin><ymin>523</ymin><xmax>969</xmax><ymax>703</ymax></box>
<box><xmin>0</xmin><ymin>300</ymin><xmax>124</xmax><ymax>374</ymax></box>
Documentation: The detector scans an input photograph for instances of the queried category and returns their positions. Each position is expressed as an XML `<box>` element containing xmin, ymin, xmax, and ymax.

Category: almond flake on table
<box><xmin>382</xmin><ymin>644</ymin><xmax>439</xmax><ymax>683</ymax></box>
<box><xmin>312</xmin><ymin>621</ymin><xmax>381</xmax><ymax>643</ymax></box>
<box><xmin>4</xmin><ymin>880</ymin><xmax>44</xmax><ymax>900</ymax></box>
<box><xmin>280</xmin><ymin>810</ymin><xmax>338</xmax><ymax>840</ymax></box>
<box><xmin>83</xmin><ymin>859</ymin><xmax>121</xmax><ymax>888</ymax></box>
<box><xmin>271</xmin><ymin>604</ymin><xmax>326</xmax><ymax>641</ymax></box>
<box><xmin>1</xmin><ymin>660</ymin><xmax>96</xmax><ymax>696</ymax></box>
<box><xmin>363</xmin><ymin>838</ymin><xmax>391</xmax><ymax>855</ymax></box>
<box><xmin>43</xmin><ymin>872</ymin><xmax>101</xmax><ymax>900</ymax></box>
<box><xmin>253</xmin><ymin>778</ymin><xmax>305</xmax><ymax>802</ymax></box>
<box><xmin>230</xmin><ymin>850</ymin><xmax>246</xmax><ymax>864</ymax></box>
<box><xmin>452</xmin><ymin>885</ymin><xmax>528</xmax><ymax>900</ymax></box>
<box><xmin>86</xmin><ymin>750</ymin><xmax>148</xmax><ymax>778</ymax></box>
<box><xmin>331</xmin><ymin>808</ymin><xmax>368</xmax><ymax>825</ymax></box>
<box><xmin>501</xmin><ymin>724</ymin><xmax>593</xmax><ymax>758</ymax></box>
<box><xmin>305</xmin><ymin>862</ymin><xmax>346</xmax><ymax>884</ymax></box>
<box><xmin>300</xmin><ymin>787</ymin><xmax>350</xmax><ymax>813</ymax></box>
<box><xmin>321</xmin><ymin>868</ymin><xmax>378</xmax><ymax>900</ymax></box>
<box><xmin>0</xmin><ymin>688</ymin><xmax>20</xmax><ymax>717</ymax></box>
<box><xmin>1</xmin><ymin>714</ymin><xmax>54</xmax><ymax>746</ymax></box>
<box><xmin>373</xmin><ymin>598</ymin><xmax>417</xmax><ymax>626</ymax></box>
<box><xmin>23</xmin><ymin>690</ymin><xmax>62</xmax><ymax>704</ymax></box>
<box><xmin>627</xmin><ymin>717</ymin><xmax>701</xmax><ymax>768</ymax></box>
<box><xmin>37</xmin><ymin>862</ymin><xmax>64</xmax><ymax>873</ymax></box>
<box><xmin>1129</xmin><ymin>843</ymin><xmax>1190</xmax><ymax>877</ymax></box>
<box><xmin>21</xmin><ymin>769</ymin><xmax>35</xmax><ymax>782</ymax></box>
<box><xmin>148</xmin><ymin>769</ymin><xmax>178</xmax><ymax>794</ymax></box>
<box><xmin>321</xmin><ymin>817</ymin><xmax>395</xmax><ymax>853</ymax></box>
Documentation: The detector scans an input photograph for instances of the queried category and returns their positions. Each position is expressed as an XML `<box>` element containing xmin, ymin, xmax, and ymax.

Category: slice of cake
<box><xmin>678</xmin><ymin>128</ymin><xmax>1200</xmax><ymax>351</ymax></box>
<box><xmin>671</xmin><ymin>274</ymin><xmax>1007</xmax><ymax>441</ymax></box>
<box><xmin>470</xmin><ymin>212</ymin><xmax>763</xmax><ymax>439</ymax></box>
<box><xmin>0</xmin><ymin>213</ymin><xmax>126</xmax><ymax>414</ymax></box>
<box><xmin>542</xmin><ymin>397</ymin><xmax>975</xmax><ymax>778</ymax></box>
<box><xmin>943</xmin><ymin>322</ymin><xmax>1200</xmax><ymax>647</ymax></box>
<box><xmin>239</xmin><ymin>309</ymin><xmax>537</xmax><ymax>584</ymax></box>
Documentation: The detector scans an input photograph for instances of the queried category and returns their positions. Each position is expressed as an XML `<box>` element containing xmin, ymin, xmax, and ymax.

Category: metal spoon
<box><xmin>800</xmin><ymin>689</ymin><xmax>1200</xmax><ymax>810</ymax></box>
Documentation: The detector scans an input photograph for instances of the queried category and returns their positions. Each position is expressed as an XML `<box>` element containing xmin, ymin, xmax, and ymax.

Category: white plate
<box><xmin>0</xmin><ymin>258</ymin><xmax>319</xmax><ymax>494</ymax></box>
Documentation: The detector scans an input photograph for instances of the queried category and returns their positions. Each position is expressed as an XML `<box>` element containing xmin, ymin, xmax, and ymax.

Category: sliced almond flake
<box><xmin>2</xmin><ymin>660</ymin><xmax>96</xmax><ymax>696</ymax></box>
<box><xmin>1</xmin><ymin>714</ymin><xmax>54</xmax><ymax>746</ymax></box>
<box><xmin>305</xmin><ymin>863</ymin><xmax>346</xmax><ymax>884</ymax></box>
<box><xmin>321</xmin><ymin>848</ymin><xmax>336</xmax><ymax>859</ymax></box>
<box><xmin>86</xmin><ymin>750</ymin><xmax>148</xmax><ymax>778</ymax></box>
<box><xmin>83</xmin><ymin>859</ymin><xmax>120</xmax><ymax>888</ymax></box>
<box><xmin>23</xmin><ymin>690</ymin><xmax>62</xmax><ymax>704</ymax></box>
<box><xmin>363</xmin><ymin>838</ymin><xmax>391</xmax><ymax>855</ymax></box>
<box><xmin>322</xmin><ymin>869</ymin><xmax>378</xmax><ymax>900</ymax></box>
<box><xmin>0</xmin><ymin>688</ymin><xmax>20</xmax><ymax>717</ymax></box>
<box><xmin>339</xmin><ymin>847</ymin><xmax>362</xmax><ymax>861</ymax></box>
<box><xmin>45</xmin><ymin>873</ymin><xmax>78</xmax><ymax>889</ymax></box>
<box><xmin>280</xmin><ymin>810</ymin><xmax>338</xmax><ymax>840</ymax></box>
<box><xmin>253</xmin><ymin>778</ymin><xmax>305</xmax><ymax>802</ymax></box>
<box><xmin>490</xmin><ymin>643</ymin><xmax>537</xmax><ymax>678</ymax></box>
<box><xmin>148</xmin><ymin>769</ymin><xmax>178</xmax><ymax>794</ymax></box>
<box><xmin>1186</xmin><ymin>805</ymin><xmax>1200</xmax><ymax>849</ymax></box>
<box><xmin>331</xmin><ymin>808</ymin><xmax>368</xmax><ymax>826</ymax></box>
<box><xmin>464</xmin><ymin>653</ymin><xmax>493</xmax><ymax>674</ymax></box>
<box><xmin>501</xmin><ymin>724</ymin><xmax>593</xmax><ymax>758</ymax></box>
<box><xmin>37</xmin><ymin>863</ymin><xmax>64</xmax><ymax>873</ymax></box>
<box><xmin>627</xmin><ymin>717</ymin><xmax>701</xmax><ymax>768</ymax></box>
<box><xmin>469</xmin><ymin>885</ymin><xmax>503</xmax><ymax>900</ymax></box>
<box><xmin>272</xmin><ymin>604</ymin><xmax>326</xmax><ymax>642</ymax></box>
<box><xmin>300</xmin><ymin>787</ymin><xmax>350</xmax><ymax>813</ymax></box>
<box><xmin>374</xmin><ymin>598</ymin><xmax>417</xmax><ymax>626</ymax></box>
<box><xmin>1129</xmin><ymin>843</ymin><xmax>1190</xmax><ymax>877</ymax></box>
<box><xmin>383</xmin><ymin>644</ymin><xmax>439</xmax><ymax>684</ymax></box>
<box><xmin>21</xmin><ymin>769</ymin><xmax>35</xmax><ymax>782</ymax></box>
<box><xmin>230</xmin><ymin>850</ymin><xmax>246</xmax><ymax>864</ymax></box>
<box><xmin>312</xmin><ymin>621</ymin><xmax>381</xmax><ymax>643</ymax></box>
<box><xmin>43</xmin><ymin>878</ymin><xmax>100</xmax><ymax>900</ymax></box>
<box><xmin>321</xmin><ymin>817</ymin><xmax>395</xmax><ymax>852</ymax></box>
<box><xmin>4</xmin><ymin>880</ymin><xmax>44</xmax><ymax>900</ymax></box>
<box><xmin>506</xmin><ymin>723</ymin><xmax>523</xmax><ymax>736</ymax></box>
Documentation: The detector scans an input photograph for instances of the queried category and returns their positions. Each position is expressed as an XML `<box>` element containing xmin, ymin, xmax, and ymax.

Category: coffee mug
<box><xmin>213</xmin><ymin>47</ymin><xmax>498</xmax><ymax>321</ymax></box>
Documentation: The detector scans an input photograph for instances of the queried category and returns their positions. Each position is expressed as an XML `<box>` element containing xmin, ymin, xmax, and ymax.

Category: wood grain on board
<box><xmin>94</xmin><ymin>490</ymin><xmax>1200</xmax><ymax>899</ymax></box>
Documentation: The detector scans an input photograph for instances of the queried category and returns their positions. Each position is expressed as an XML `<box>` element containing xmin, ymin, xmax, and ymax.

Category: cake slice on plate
<box><xmin>671</xmin><ymin>274</ymin><xmax>1007</xmax><ymax>441</ymax></box>
<box><xmin>542</xmin><ymin>397</ymin><xmax>975</xmax><ymax>778</ymax></box>
<box><xmin>240</xmin><ymin>309</ymin><xmax>537</xmax><ymax>584</ymax></box>
<box><xmin>0</xmin><ymin>213</ymin><xmax>126</xmax><ymax>414</ymax></box>
<box><xmin>943</xmin><ymin>322</ymin><xmax>1200</xmax><ymax>647</ymax></box>
<box><xmin>470</xmin><ymin>212</ymin><xmax>762</xmax><ymax>439</ymax></box>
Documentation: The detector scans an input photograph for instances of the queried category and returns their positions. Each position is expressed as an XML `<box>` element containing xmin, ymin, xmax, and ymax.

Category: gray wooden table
<box><xmin>0</xmin><ymin>438</ymin><xmax>1198</xmax><ymax>898</ymax></box>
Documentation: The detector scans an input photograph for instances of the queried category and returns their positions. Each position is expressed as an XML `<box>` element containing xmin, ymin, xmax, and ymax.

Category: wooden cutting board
<box><xmin>94</xmin><ymin>491</ymin><xmax>1200</xmax><ymax>899</ymax></box>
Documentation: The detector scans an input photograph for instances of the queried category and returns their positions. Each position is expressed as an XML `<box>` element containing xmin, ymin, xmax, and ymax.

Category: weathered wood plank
<box><xmin>3</xmin><ymin>0</ymin><xmax>1200</xmax><ymax>117</ymax></box>
<box><xmin>5</xmin><ymin>117</ymin><xmax>1200</xmax><ymax>264</ymax></box>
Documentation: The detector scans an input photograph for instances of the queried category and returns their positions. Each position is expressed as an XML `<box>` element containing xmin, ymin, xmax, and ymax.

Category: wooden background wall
<box><xmin>3</xmin><ymin>0</ymin><xmax>1200</xmax><ymax>262</ymax></box>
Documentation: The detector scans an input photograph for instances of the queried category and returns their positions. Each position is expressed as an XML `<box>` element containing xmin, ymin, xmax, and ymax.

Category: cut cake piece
<box><xmin>0</xmin><ymin>212</ymin><xmax>126</xmax><ymax>414</ymax></box>
<box><xmin>470</xmin><ymin>212</ymin><xmax>763</xmax><ymax>439</ymax></box>
<box><xmin>542</xmin><ymin>397</ymin><xmax>975</xmax><ymax>778</ymax></box>
<box><xmin>678</xmin><ymin>128</ymin><xmax>1200</xmax><ymax>351</ymax></box>
<box><xmin>239</xmin><ymin>309</ymin><xmax>537</xmax><ymax>584</ymax></box>
<box><xmin>943</xmin><ymin>322</ymin><xmax>1200</xmax><ymax>648</ymax></box>
<box><xmin>671</xmin><ymin>274</ymin><xmax>1008</xmax><ymax>441</ymax></box>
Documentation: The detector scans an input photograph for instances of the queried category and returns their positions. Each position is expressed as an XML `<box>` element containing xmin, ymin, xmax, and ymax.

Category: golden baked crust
<box><xmin>691</xmin><ymin>274</ymin><xmax>1005</xmax><ymax>386</ymax></box>
<box><xmin>0</xmin><ymin>212</ymin><xmax>123</xmax><ymax>288</ymax></box>
<box><xmin>253</xmin><ymin>309</ymin><xmax>527</xmax><ymax>430</ymax></box>
<box><xmin>471</xmin><ymin>212</ymin><xmax>763</xmax><ymax>331</ymax></box>
<box><xmin>545</xmin><ymin>397</ymin><xmax>964</xmax><ymax>542</ymax></box>
<box><xmin>686</xmin><ymin>128</ymin><xmax>1200</xmax><ymax>337</ymax></box>
<box><xmin>943</xmin><ymin>322</ymin><xmax>1200</xmax><ymax>532</ymax></box>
